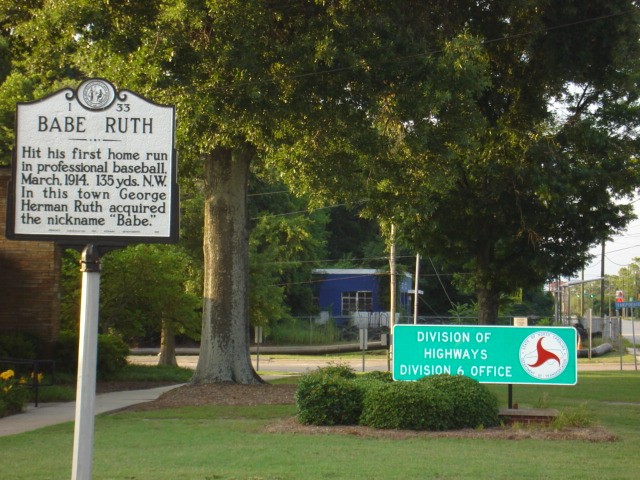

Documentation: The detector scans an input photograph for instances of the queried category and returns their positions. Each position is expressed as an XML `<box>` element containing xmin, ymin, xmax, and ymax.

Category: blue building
<box><xmin>312</xmin><ymin>268</ymin><xmax>413</xmax><ymax>327</ymax></box>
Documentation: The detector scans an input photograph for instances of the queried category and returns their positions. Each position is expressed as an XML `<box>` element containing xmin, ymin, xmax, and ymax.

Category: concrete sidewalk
<box><xmin>0</xmin><ymin>384</ymin><xmax>180</xmax><ymax>437</ymax></box>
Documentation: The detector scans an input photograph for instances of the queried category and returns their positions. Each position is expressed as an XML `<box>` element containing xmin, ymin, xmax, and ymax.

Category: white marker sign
<box><xmin>7</xmin><ymin>78</ymin><xmax>178</xmax><ymax>244</ymax></box>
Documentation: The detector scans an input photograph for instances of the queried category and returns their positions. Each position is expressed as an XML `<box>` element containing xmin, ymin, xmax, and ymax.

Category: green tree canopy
<box><xmin>2</xmin><ymin>1</ymin><xmax>639</xmax><ymax>384</ymax></box>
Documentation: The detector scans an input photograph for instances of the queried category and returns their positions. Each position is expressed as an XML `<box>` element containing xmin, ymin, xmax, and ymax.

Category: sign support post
<box><xmin>71</xmin><ymin>245</ymin><xmax>101</xmax><ymax>480</ymax></box>
<box><xmin>359</xmin><ymin>328</ymin><xmax>368</xmax><ymax>372</ymax></box>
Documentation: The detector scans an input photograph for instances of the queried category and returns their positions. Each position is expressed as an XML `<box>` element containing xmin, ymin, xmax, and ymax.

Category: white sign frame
<box><xmin>7</xmin><ymin>78</ymin><xmax>178</xmax><ymax>245</ymax></box>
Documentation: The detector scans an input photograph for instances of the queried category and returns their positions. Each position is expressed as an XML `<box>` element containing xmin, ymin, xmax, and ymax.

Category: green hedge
<box><xmin>295</xmin><ymin>366</ymin><xmax>363</xmax><ymax>426</ymax></box>
<box><xmin>419</xmin><ymin>374</ymin><xmax>500</xmax><ymax>429</ymax></box>
<box><xmin>55</xmin><ymin>331</ymin><xmax>129</xmax><ymax>377</ymax></box>
<box><xmin>360</xmin><ymin>381</ymin><xmax>454</xmax><ymax>430</ymax></box>
<box><xmin>296</xmin><ymin>370</ymin><xmax>499</xmax><ymax>431</ymax></box>
<box><xmin>0</xmin><ymin>332</ymin><xmax>40</xmax><ymax>359</ymax></box>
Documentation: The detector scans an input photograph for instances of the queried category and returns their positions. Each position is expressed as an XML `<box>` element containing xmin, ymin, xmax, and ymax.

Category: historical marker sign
<box><xmin>7</xmin><ymin>78</ymin><xmax>178</xmax><ymax>245</ymax></box>
<box><xmin>393</xmin><ymin>324</ymin><xmax>577</xmax><ymax>385</ymax></box>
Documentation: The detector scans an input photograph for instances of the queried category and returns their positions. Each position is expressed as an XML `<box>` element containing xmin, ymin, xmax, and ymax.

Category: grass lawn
<box><xmin>0</xmin><ymin>371</ymin><xmax>639</xmax><ymax>479</ymax></box>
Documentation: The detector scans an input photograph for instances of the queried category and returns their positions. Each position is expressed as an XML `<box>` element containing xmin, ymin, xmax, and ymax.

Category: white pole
<box><xmin>388</xmin><ymin>224</ymin><xmax>397</xmax><ymax>372</ymax></box>
<box><xmin>72</xmin><ymin>245</ymin><xmax>101</xmax><ymax>480</ymax></box>
<box><xmin>413</xmin><ymin>254</ymin><xmax>420</xmax><ymax>325</ymax></box>
<box><xmin>587</xmin><ymin>308</ymin><xmax>593</xmax><ymax>360</ymax></box>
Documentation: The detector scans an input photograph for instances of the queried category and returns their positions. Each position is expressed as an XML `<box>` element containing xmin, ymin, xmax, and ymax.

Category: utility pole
<box><xmin>600</xmin><ymin>241</ymin><xmax>605</xmax><ymax>318</ymax></box>
<box><xmin>413</xmin><ymin>253</ymin><xmax>420</xmax><ymax>324</ymax></box>
<box><xmin>388</xmin><ymin>224</ymin><xmax>397</xmax><ymax>371</ymax></box>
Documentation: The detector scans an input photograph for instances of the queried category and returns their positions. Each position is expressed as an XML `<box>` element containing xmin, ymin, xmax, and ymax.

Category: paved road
<box><xmin>129</xmin><ymin>353</ymin><xmax>391</xmax><ymax>374</ymax></box>
<box><xmin>129</xmin><ymin>353</ymin><xmax>640</xmax><ymax>373</ymax></box>
<box><xmin>622</xmin><ymin>319</ymin><xmax>640</xmax><ymax>345</ymax></box>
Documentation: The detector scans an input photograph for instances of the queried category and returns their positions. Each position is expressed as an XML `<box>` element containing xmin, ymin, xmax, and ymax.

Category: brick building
<box><xmin>0</xmin><ymin>166</ymin><xmax>61</xmax><ymax>354</ymax></box>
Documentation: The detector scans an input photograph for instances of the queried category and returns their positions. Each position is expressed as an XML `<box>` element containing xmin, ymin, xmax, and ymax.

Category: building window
<box><xmin>342</xmin><ymin>291</ymin><xmax>372</xmax><ymax>315</ymax></box>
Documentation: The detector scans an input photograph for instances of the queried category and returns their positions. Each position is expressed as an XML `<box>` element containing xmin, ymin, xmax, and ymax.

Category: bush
<box><xmin>314</xmin><ymin>362</ymin><xmax>357</xmax><ymax>380</ymax></box>
<box><xmin>55</xmin><ymin>331</ymin><xmax>129</xmax><ymax>377</ymax></box>
<box><xmin>360</xmin><ymin>370</ymin><xmax>393</xmax><ymax>383</ymax></box>
<box><xmin>0</xmin><ymin>369</ymin><xmax>30</xmax><ymax>417</ymax></box>
<box><xmin>0</xmin><ymin>332</ymin><xmax>39</xmax><ymax>359</ymax></box>
<box><xmin>359</xmin><ymin>381</ymin><xmax>454</xmax><ymax>431</ymax></box>
<box><xmin>419</xmin><ymin>374</ymin><xmax>499</xmax><ymax>429</ymax></box>
<box><xmin>295</xmin><ymin>367</ymin><xmax>363</xmax><ymax>426</ymax></box>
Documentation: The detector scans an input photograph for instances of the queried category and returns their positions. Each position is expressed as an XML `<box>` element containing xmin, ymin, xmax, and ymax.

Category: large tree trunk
<box><xmin>476</xmin><ymin>287</ymin><xmax>500</xmax><ymax>325</ymax></box>
<box><xmin>158</xmin><ymin>319</ymin><xmax>178</xmax><ymax>367</ymax></box>
<box><xmin>475</xmin><ymin>247</ymin><xmax>500</xmax><ymax>325</ymax></box>
<box><xmin>191</xmin><ymin>146</ymin><xmax>262</xmax><ymax>384</ymax></box>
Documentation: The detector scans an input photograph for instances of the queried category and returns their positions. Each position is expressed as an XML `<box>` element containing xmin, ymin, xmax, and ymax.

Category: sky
<box><xmin>577</xmin><ymin>196</ymin><xmax>640</xmax><ymax>281</ymax></box>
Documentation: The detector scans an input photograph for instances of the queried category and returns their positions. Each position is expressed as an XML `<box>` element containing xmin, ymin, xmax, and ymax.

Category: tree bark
<box><xmin>476</xmin><ymin>287</ymin><xmax>500</xmax><ymax>325</ymax></box>
<box><xmin>191</xmin><ymin>146</ymin><xmax>262</xmax><ymax>384</ymax></box>
<box><xmin>158</xmin><ymin>319</ymin><xmax>178</xmax><ymax>367</ymax></box>
<box><xmin>475</xmin><ymin>245</ymin><xmax>500</xmax><ymax>325</ymax></box>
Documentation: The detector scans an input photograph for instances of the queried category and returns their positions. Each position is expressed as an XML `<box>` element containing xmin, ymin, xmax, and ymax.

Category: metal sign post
<box><xmin>71</xmin><ymin>245</ymin><xmax>101</xmax><ymax>480</ymax></box>
<box><xmin>254</xmin><ymin>326</ymin><xmax>263</xmax><ymax>371</ymax></box>
<box><xmin>359</xmin><ymin>328</ymin><xmax>368</xmax><ymax>372</ymax></box>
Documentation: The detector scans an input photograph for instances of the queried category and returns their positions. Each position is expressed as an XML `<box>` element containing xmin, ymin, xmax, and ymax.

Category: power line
<box><xmin>247</xmin><ymin>190</ymin><xmax>290</xmax><ymax>197</ymax></box>
<box><xmin>250</xmin><ymin>202</ymin><xmax>353</xmax><ymax>220</ymax></box>
<box><xmin>427</xmin><ymin>256</ymin><xmax>458</xmax><ymax>314</ymax></box>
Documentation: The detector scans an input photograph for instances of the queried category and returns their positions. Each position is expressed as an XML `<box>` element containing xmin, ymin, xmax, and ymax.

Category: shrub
<box><xmin>55</xmin><ymin>332</ymin><xmax>129</xmax><ymax>377</ymax></box>
<box><xmin>0</xmin><ymin>369</ymin><xmax>30</xmax><ymax>417</ymax></box>
<box><xmin>360</xmin><ymin>370</ymin><xmax>393</xmax><ymax>383</ymax></box>
<box><xmin>295</xmin><ymin>368</ymin><xmax>363</xmax><ymax>425</ymax></box>
<box><xmin>0</xmin><ymin>332</ymin><xmax>39</xmax><ymax>359</ymax></box>
<box><xmin>314</xmin><ymin>362</ymin><xmax>357</xmax><ymax>380</ymax></box>
<box><xmin>419</xmin><ymin>374</ymin><xmax>499</xmax><ymax>429</ymax></box>
<box><xmin>360</xmin><ymin>381</ymin><xmax>454</xmax><ymax>431</ymax></box>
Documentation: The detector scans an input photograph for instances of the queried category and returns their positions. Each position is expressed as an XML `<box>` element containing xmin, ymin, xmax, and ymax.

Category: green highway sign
<box><xmin>392</xmin><ymin>325</ymin><xmax>577</xmax><ymax>385</ymax></box>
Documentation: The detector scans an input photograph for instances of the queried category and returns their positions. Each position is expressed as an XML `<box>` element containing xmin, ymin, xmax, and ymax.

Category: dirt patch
<box><xmin>120</xmin><ymin>382</ymin><xmax>298</xmax><ymax>411</ymax></box>
<box><xmin>118</xmin><ymin>383</ymin><xmax>616</xmax><ymax>442</ymax></box>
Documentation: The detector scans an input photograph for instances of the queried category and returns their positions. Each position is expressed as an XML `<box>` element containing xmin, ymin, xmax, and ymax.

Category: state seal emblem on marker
<box><xmin>519</xmin><ymin>331</ymin><xmax>569</xmax><ymax>380</ymax></box>
<box><xmin>77</xmin><ymin>79</ymin><xmax>116</xmax><ymax>110</ymax></box>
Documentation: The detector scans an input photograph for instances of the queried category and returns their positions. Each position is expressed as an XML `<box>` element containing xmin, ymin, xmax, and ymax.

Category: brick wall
<box><xmin>0</xmin><ymin>166</ymin><xmax>61</xmax><ymax>355</ymax></box>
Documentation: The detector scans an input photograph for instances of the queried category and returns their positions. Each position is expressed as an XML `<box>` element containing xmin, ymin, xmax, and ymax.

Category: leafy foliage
<box><xmin>100</xmin><ymin>244</ymin><xmax>201</xmax><ymax>345</ymax></box>
<box><xmin>0</xmin><ymin>332</ymin><xmax>39</xmax><ymax>359</ymax></box>
<box><xmin>295</xmin><ymin>365</ymin><xmax>362</xmax><ymax>426</ymax></box>
<box><xmin>3</xmin><ymin>1</ymin><xmax>639</xmax><ymax>377</ymax></box>
<box><xmin>0</xmin><ymin>369</ymin><xmax>29</xmax><ymax>418</ymax></box>
<box><xmin>359</xmin><ymin>381</ymin><xmax>454</xmax><ymax>431</ymax></box>
<box><xmin>54</xmin><ymin>332</ymin><xmax>129</xmax><ymax>377</ymax></box>
<box><xmin>296</xmin><ymin>367</ymin><xmax>498</xmax><ymax>431</ymax></box>
<box><xmin>419</xmin><ymin>374</ymin><xmax>500</xmax><ymax>429</ymax></box>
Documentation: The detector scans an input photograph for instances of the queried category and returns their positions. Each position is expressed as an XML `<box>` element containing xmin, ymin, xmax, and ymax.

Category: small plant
<box><xmin>551</xmin><ymin>404</ymin><xmax>593</xmax><ymax>429</ymax></box>
<box><xmin>0</xmin><ymin>369</ymin><xmax>30</xmax><ymax>417</ymax></box>
<box><xmin>535</xmin><ymin>392</ymin><xmax>550</xmax><ymax>409</ymax></box>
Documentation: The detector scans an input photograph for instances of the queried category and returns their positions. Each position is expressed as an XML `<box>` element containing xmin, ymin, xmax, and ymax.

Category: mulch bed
<box><xmin>115</xmin><ymin>382</ymin><xmax>617</xmax><ymax>442</ymax></box>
